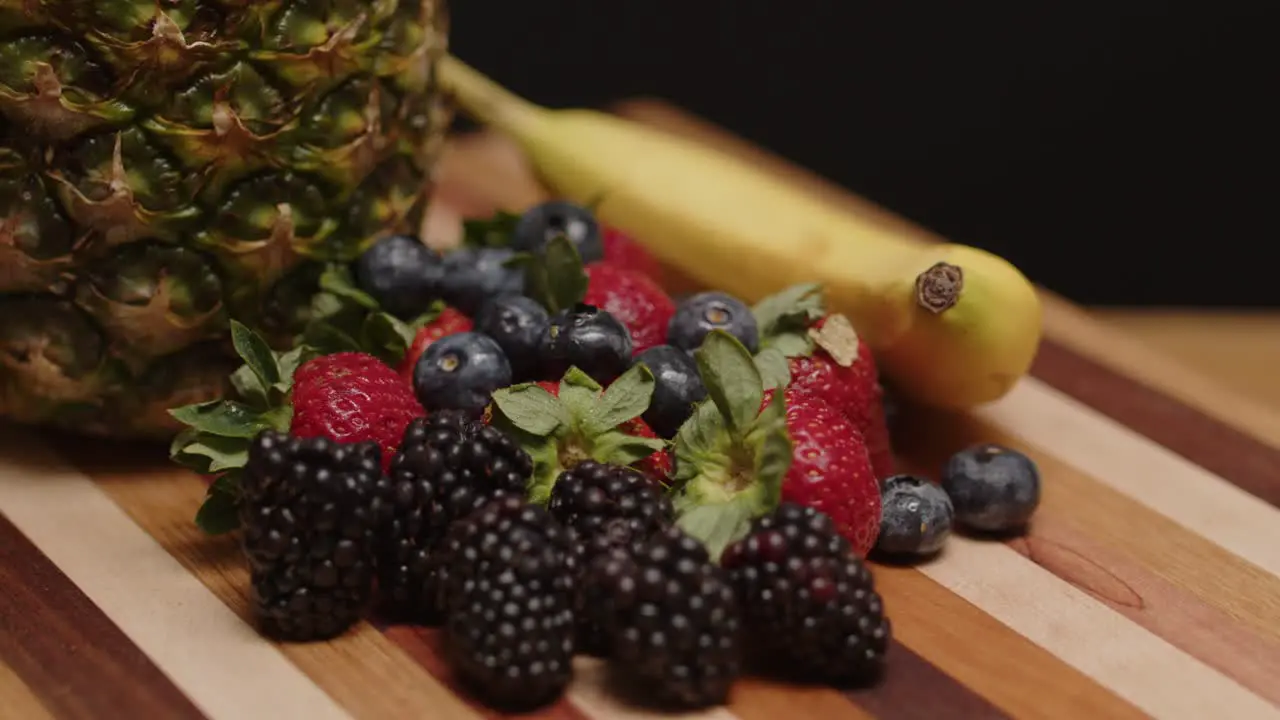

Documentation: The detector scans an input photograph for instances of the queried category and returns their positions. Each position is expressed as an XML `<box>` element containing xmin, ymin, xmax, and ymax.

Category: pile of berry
<box><xmin>172</xmin><ymin>200</ymin><xmax>1042</xmax><ymax>712</ymax></box>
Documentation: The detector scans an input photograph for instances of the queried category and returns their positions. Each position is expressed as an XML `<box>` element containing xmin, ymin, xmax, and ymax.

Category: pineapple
<box><xmin>0</xmin><ymin>0</ymin><xmax>451</xmax><ymax>438</ymax></box>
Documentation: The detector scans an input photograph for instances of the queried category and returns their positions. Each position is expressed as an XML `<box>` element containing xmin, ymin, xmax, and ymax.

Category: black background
<box><xmin>448</xmin><ymin>2</ymin><xmax>1278</xmax><ymax>307</ymax></box>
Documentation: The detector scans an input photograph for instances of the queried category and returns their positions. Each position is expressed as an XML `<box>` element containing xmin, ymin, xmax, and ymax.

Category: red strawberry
<box><xmin>397</xmin><ymin>306</ymin><xmax>473</xmax><ymax>382</ymax></box>
<box><xmin>668</xmin><ymin>330</ymin><xmax>880</xmax><ymax>560</ymax></box>
<box><xmin>786</xmin><ymin>316</ymin><xmax>894</xmax><ymax>479</ymax></box>
<box><xmin>753</xmin><ymin>285</ymin><xmax>894</xmax><ymax>478</ymax></box>
<box><xmin>762</xmin><ymin>385</ymin><xmax>881</xmax><ymax>556</ymax></box>
<box><xmin>533</xmin><ymin>380</ymin><xmax>673</xmax><ymax>484</ymax></box>
<box><xmin>583</xmin><ymin>262</ymin><xmax>674</xmax><ymax>355</ymax></box>
<box><xmin>291</xmin><ymin>352</ymin><xmax>425</xmax><ymax>472</ymax></box>
<box><xmin>602</xmin><ymin>225</ymin><xmax>663</xmax><ymax>282</ymax></box>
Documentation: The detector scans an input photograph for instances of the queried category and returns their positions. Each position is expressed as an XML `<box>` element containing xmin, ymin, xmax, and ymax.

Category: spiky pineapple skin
<box><xmin>0</xmin><ymin>0</ymin><xmax>451</xmax><ymax>438</ymax></box>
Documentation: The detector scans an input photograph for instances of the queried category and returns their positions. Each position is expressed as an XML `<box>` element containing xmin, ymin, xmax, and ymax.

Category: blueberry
<box><xmin>875</xmin><ymin>474</ymin><xmax>954</xmax><ymax>557</ymax></box>
<box><xmin>941</xmin><ymin>444</ymin><xmax>1041</xmax><ymax>533</ymax></box>
<box><xmin>667</xmin><ymin>291</ymin><xmax>759</xmax><ymax>354</ymax></box>
<box><xmin>436</xmin><ymin>246</ymin><xmax>525</xmax><ymax>316</ymax></box>
<box><xmin>511</xmin><ymin>200</ymin><xmax>604</xmax><ymax>263</ymax></box>
<box><xmin>475</xmin><ymin>295</ymin><xmax>549</xmax><ymax>383</ymax></box>
<box><xmin>413</xmin><ymin>332</ymin><xmax>512</xmax><ymax>415</ymax></box>
<box><xmin>632</xmin><ymin>345</ymin><xmax>707</xmax><ymax>438</ymax></box>
<box><xmin>352</xmin><ymin>234</ymin><xmax>444</xmax><ymax>319</ymax></box>
<box><xmin>540</xmin><ymin>303</ymin><xmax>632</xmax><ymax>384</ymax></box>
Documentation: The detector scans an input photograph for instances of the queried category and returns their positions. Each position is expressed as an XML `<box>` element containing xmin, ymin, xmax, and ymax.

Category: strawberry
<box><xmin>291</xmin><ymin>352</ymin><xmax>425</xmax><ymax>472</ymax></box>
<box><xmin>583</xmin><ymin>262</ymin><xmax>675</xmax><ymax>355</ymax></box>
<box><xmin>753</xmin><ymin>284</ymin><xmax>894</xmax><ymax>479</ymax></box>
<box><xmin>602</xmin><ymin>225</ymin><xmax>663</xmax><ymax>282</ymax></box>
<box><xmin>668</xmin><ymin>330</ymin><xmax>880</xmax><ymax>560</ymax></box>
<box><xmin>396</xmin><ymin>306</ymin><xmax>473</xmax><ymax>382</ymax></box>
<box><xmin>761</xmin><ymin>385</ymin><xmax>881</xmax><ymax>556</ymax></box>
<box><xmin>488</xmin><ymin>366</ymin><xmax>670</xmax><ymax>502</ymax></box>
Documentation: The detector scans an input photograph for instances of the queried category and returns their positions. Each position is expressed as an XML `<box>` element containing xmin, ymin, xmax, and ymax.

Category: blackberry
<box><xmin>721</xmin><ymin>503</ymin><xmax>891</xmax><ymax>686</ymax></box>
<box><xmin>375</xmin><ymin>411</ymin><xmax>533</xmax><ymax>621</ymax></box>
<box><xmin>589</xmin><ymin>526</ymin><xmax>742</xmax><ymax>709</ymax></box>
<box><xmin>547</xmin><ymin>461</ymin><xmax>674</xmax><ymax>655</ymax></box>
<box><xmin>240</xmin><ymin>431</ymin><xmax>381</xmax><ymax>642</ymax></box>
<box><xmin>438</xmin><ymin>496</ymin><xmax>577</xmax><ymax>711</ymax></box>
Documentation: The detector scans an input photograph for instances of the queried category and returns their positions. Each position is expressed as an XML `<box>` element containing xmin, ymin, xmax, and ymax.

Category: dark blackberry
<box><xmin>721</xmin><ymin>503</ymin><xmax>891</xmax><ymax>686</ymax></box>
<box><xmin>240</xmin><ymin>430</ymin><xmax>381</xmax><ymax>642</ymax></box>
<box><xmin>547</xmin><ymin>460</ymin><xmax>674</xmax><ymax>656</ymax></box>
<box><xmin>589</xmin><ymin>525</ymin><xmax>741</xmax><ymax>709</ymax></box>
<box><xmin>438</xmin><ymin>496</ymin><xmax>577</xmax><ymax>711</ymax></box>
<box><xmin>375</xmin><ymin>411</ymin><xmax>533</xmax><ymax>622</ymax></box>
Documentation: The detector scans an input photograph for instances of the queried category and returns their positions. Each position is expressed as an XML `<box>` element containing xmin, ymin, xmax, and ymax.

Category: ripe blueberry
<box><xmin>437</xmin><ymin>246</ymin><xmax>524</xmax><ymax>316</ymax></box>
<box><xmin>475</xmin><ymin>295</ymin><xmax>550</xmax><ymax>383</ymax></box>
<box><xmin>875</xmin><ymin>474</ymin><xmax>953</xmax><ymax>557</ymax></box>
<box><xmin>352</xmin><ymin>234</ymin><xmax>444</xmax><ymax>319</ymax></box>
<box><xmin>413</xmin><ymin>332</ymin><xmax>512</xmax><ymax>415</ymax></box>
<box><xmin>667</xmin><ymin>291</ymin><xmax>759</xmax><ymax>354</ymax></box>
<box><xmin>540</xmin><ymin>304</ymin><xmax>632</xmax><ymax>384</ymax></box>
<box><xmin>632</xmin><ymin>345</ymin><xmax>707</xmax><ymax>438</ymax></box>
<box><xmin>942</xmin><ymin>444</ymin><xmax>1041</xmax><ymax>533</ymax></box>
<box><xmin>512</xmin><ymin>201</ymin><xmax>604</xmax><ymax>263</ymax></box>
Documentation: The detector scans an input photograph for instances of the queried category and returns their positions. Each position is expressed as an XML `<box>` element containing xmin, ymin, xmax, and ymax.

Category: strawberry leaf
<box><xmin>168</xmin><ymin>401</ymin><xmax>270</xmax><ymax>438</ymax></box>
<box><xmin>753</xmin><ymin>283</ymin><xmax>825</xmax><ymax>357</ymax></box>
<box><xmin>582</xmin><ymin>364</ymin><xmax>655</xmax><ymax>437</ymax></box>
<box><xmin>694</xmin><ymin>331</ymin><xmax>763</xmax><ymax>436</ymax></box>
<box><xmin>753</xmin><ymin>348</ymin><xmax>792</xmax><ymax>391</ymax></box>
<box><xmin>231</xmin><ymin>320</ymin><xmax>280</xmax><ymax>388</ymax></box>
<box><xmin>672</xmin><ymin>400</ymin><xmax>726</xmax><ymax>484</ymax></box>
<box><xmin>195</xmin><ymin>472</ymin><xmax>242</xmax><ymax>535</ymax></box>
<box><xmin>463</xmin><ymin>210</ymin><xmax>521</xmax><ymax>248</ymax></box>
<box><xmin>522</xmin><ymin>234</ymin><xmax>589</xmax><ymax>314</ymax></box>
<box><xmin>491</xmin><ymin>384</ymin><xmax>569</xmax><ymax>436</ymax></box>
<box><xmin>174</xmin><ymin>433</ymin><xmax>249</xmax><ymax>473</ymax></box>
<box><xmin>557</xmin><ymin>367</ymin><xmax>602</xmax><ymax>419</ymax></box>
<box><xmin>590</xmin><ymin>430</ymin><xmax>667</xmax><ymax>467</ymax></box>
<box><xmin>319</xmin><ymin>264</ymin><xmax>379</xmax><ymax>310</ymax></box>
<box><xmin>675</xmin><ymin>496</ymin><xmax>758</xmax><ymax>562</ymax></box>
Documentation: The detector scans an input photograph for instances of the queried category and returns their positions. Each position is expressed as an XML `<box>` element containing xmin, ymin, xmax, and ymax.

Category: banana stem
<box><xmin>915</xmin><ymin>262</ymin><xmax>964</xmax><ymax>314</ymax></box>
<box><xmin>437</xmin><ymin>55</ymin><xmax>545</xmax><ymax>137</ymax></box>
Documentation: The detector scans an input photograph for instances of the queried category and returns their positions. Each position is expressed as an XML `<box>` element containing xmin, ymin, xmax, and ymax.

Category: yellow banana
<box><xmin>436</xmin><ymin>56</ymin><xmax>1042</xmax><ymax>409</ymax></box>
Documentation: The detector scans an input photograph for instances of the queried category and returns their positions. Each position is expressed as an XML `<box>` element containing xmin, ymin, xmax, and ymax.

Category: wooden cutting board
<box><xmin>3</xmin><ymin>102</ymin><xmax>1280</xmax><ymax>720</ymax></box>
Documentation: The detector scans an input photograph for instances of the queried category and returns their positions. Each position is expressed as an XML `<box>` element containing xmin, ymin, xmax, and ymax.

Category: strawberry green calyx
<box><xmin>517</xmin><ymin>233</ymin><xmax>589</xmax><ymax>315</ymax></box>
<box><xmin>753</xmin><ymin>282</ymin><xmax>862</xmax><ymax>368</ymax></box>
<box><xmin>490</xmin><ymin>363</ymin><xmax>667</xmax><ymax>503</ymax></box>
<box><xmin>302</xmin><ymin>263</ymin><xmax>444</xmax><ymax>367</ymax></box>
<box><xmin>169</xmin><ymin>321</ymin><xmax>315</xmax><ymax>535</ymax></box>
<box><xmin>672</xmin><ymin>330</ymin><xmax>793</xmax><ymax>560</ymax></box>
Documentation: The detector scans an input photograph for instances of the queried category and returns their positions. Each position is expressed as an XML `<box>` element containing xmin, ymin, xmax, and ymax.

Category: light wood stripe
<box><xmin>980</xmin><ymin>380</ymin><xmax>1280</xmax><ymax>578</ymax></box>
<box><xmin>872</xmin><ymin>566</ymin><xmax>1148</xmax><ymax>719</ymax></box>
<box><xmin>0</xmin><ymin>429</ymin><xmax>352</xmax><ymax>720</ymax></box>
<box><xmin>55</xmin><ymin>437</ymin><xmax>483</xmax><ymax>720</ymax></box>
<box><xmin>0</xmin><ymin>662</ymin><xmax>56</xmax><ymax>720</ymax></box>
<box><xmin>921</xmin><ymin>535</ymin><xmax>1279</xmax><ymax>719</ymax></box>
<box><xmin>898</xmin><ymin>407</ymin><xmax>1280</xmax><ymax>705</ymax></box>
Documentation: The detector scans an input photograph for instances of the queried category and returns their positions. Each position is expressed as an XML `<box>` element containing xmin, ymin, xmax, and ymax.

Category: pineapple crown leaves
<box><xmin>671</xmin><ymin>330</ymin><xmax>793</xmax><ymax>561</ymax></box>
<box><xmin>490</xmin><ymin>363</ymin><xmax>667</xmax><ymax>504</ymax></box>
<box><xmin>169</xmin><ymin>321</ymin><xmax>316</xmax><ymax>535</ymax></box>
<box><xmin>301</xmin><ymin>263</ymin><xmax>444</xmax><ymax>366</ymax></box>
<box><xmin>751</xmin><ymin>282</ymin><xmax>863</xmax><ymax>368</ymax></box>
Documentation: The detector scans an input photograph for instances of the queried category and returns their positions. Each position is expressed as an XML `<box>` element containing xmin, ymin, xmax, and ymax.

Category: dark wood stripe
<box><xmin>1032</xmin><ymin>339</ymin><xmax>1280</xmax><ymax>508</ymax></box>
<box><xmin>846</xmin><ymin>641</ymin><xmax>1009</xmax><ymax>720</ymax></box>
<box><xmin>0</xmin><ymin>513</ymin><xmax>206</xmax><ymax>720</ymax></box>
<box><xmin>381</xmin><ymin>625</ymin><xmax>590</xmax><ymax>720</ymax></box>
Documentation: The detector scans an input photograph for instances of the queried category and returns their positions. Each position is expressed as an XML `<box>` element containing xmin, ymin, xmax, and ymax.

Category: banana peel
<box><xmin>435</xmin><ymin>55</ymin><xmax>1042</xmax><ymax>409</ymax></box>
